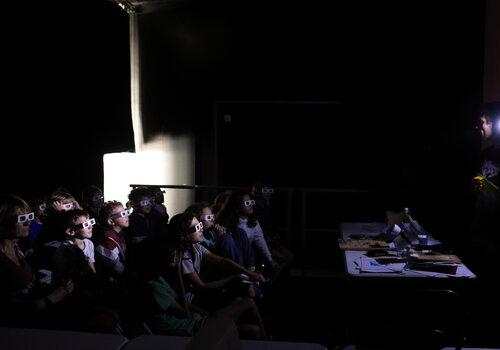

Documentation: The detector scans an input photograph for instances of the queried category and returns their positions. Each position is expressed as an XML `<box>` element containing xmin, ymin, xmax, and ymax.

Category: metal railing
<box><xmin>130</xmin><ymin>184</ymin><xmax>379</xmax><ymax>259</ymax></box>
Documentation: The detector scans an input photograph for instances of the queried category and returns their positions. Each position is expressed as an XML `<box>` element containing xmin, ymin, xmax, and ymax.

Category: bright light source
<box><xmin>103</xmin><ymin>134</ymin><xmax>195</xmax><ymax>218</ymax></box>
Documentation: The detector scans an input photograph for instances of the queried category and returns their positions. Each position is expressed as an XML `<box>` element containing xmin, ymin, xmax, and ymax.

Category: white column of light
<box><xmin>104</xmin><ymin>10</ymin><xmax>195</xmax><ymax>214</ymax></box>
<box><xmin>130</xmin><ymin>12</ymin><xmax>144</xmax><ymax>152</ymax></box>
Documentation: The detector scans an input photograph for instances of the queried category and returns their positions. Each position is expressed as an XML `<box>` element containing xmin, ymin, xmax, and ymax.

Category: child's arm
<box><xmin>88</xmin><ymin>261</ymin><xmax>96</xmax><ymax>273</ymax></box>
<box><xmin>185</xmin><ymin>272</ymin><xmax>233</xmax><ymax>290</ymax></box>
<box><xmin>204</xmin><ymin>253</ymin><xmax>266</xmax><ymax>283</ymax></box>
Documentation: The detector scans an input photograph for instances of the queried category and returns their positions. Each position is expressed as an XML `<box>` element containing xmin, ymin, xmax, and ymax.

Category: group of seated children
<box><xmin>0</xmin><ymin>183</ymin><xmax>292</xmax><ymax>339</ymax></box>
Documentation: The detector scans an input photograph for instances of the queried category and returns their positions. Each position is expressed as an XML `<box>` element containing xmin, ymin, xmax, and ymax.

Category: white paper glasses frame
<box><xmin>17</xmin><ymin>212</ymin><xmax>35</xmax><ymax>223</ymax></box>
<box><xmin>62</xmin><ymin>203</ymin><xmax>74</xmax><ymax>211</ymax></box>
<box><xmin>112</xmin><ymin>209</ymin><xmax>131</xmax><ymax>219</ymax></box>
<box><xmin>75</xmin><ymin>218</ymin><xmax>96</xmax><ymax>230</ymax></box>
<box><xmin>191</xmin><ymin>222</ymin><xmax>203</xmax><ymax>233</ymax></box>
<box><xmin>243</xmin><ymin>199</ymin><xmax>256</xmax><ymax>207</ymax></box>
<box><xmin>139</xmin><ymin>199</ymin><xmax>151</xmax><ymax>207</ymax></box>
<box><xmin>262</xmin><ymin>188</ymin><xmax>274</xmax><ymax>194</ymax></box>
<box><xmin>39</xmin><ymin>203</ymin><xmax>47</xmax><ymax>211</ymax></box>
<box><xmin>200</xmin><ymin>214</ymin><xmax>214</xmax><ymax>221</ymax></box>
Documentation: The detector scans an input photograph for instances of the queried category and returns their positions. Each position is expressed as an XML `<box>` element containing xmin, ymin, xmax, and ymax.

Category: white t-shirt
<box><xmin>181</xmin><ymin>243</ymin><xmax>210</xmax><ymax>275</ymax></box>
<box><xmin>64</xmin><ymin>239</ymin><xmax>95</xmax><ymax>263</ymax></box>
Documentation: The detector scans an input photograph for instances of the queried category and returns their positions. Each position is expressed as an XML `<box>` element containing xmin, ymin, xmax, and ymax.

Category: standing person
<box><xmin>469</xmin><ymin>102</ymin><xmax>500</xmax><ymax>342</ymax></box>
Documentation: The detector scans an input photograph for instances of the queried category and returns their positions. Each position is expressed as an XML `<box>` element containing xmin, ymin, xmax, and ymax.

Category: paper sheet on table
<box><xmin>359</xmin><ymin>257</ymin><xmax>406</xmax><ymax>273</ymax></box>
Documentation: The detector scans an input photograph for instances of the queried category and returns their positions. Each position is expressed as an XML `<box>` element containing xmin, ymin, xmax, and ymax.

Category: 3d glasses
<box><xmin>62</xmin><ymin>203</ymin><xmax>74</xmax><ymax>211</ymax></box>
<box><xmin>262</xmin><ymin>188</ymin><xmax>274</xmax><ymax>194</ymax></box>
<box><xmin>243</xmin><ymin>199</ymin><xmax>255</xmax><ymax>207</ymax></box>
<box><xmin>200</xmin><ymin>214</ymin><xmax>214</xmax><ymax>221</ymax></box>
<box><xmin>189</xmin><ymin>222</ymin><xmax>203</xmax><ymax>233</ymax></box>
<box><xmin>73</xmin><ymin>218</ymin><xmax>96</xmax><ymax>230</ymax></box>
<box><xmin>39</xmin><ymin>203</ymin><xmax>47</xmax><ymax>211</ymax></box>
<box><xmin>139</xmin><ymin>199</ymin><xmax>151</xmax><ymax>207</ymax></box>
<box><xmin>92</xmin><ymin>195</ymin><xmax>104</xmax><ymax>202</ymax></box>
<box><xmin>17</xmin><ymin>212</ymin><xmax>35</xmax><ymax>223</ymax></box>
<box><xmin>111</xmin><ymin>209</ymin><xmax>131</xmax><ymax>219</ymax></box>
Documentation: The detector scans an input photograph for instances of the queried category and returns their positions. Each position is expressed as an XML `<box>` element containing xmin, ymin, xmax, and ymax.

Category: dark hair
<box><xmin>168</xmin><ymin>212</ymin><xmax>197</xmax><ymax>267</ymax></box>
<box><xmin>212</xmin><ymin>191</ymin><xmax>232</xmax><ymax>216</ymax></box>
<box><xmin>0</xmin><ymin>195</ymin><xmax>31</xmax><ymax>239</ymax></box>
<box><xmin>480</xmin><ymin>102</ymin><xmax>500</xmax><ymax>136</ymax></box>
<box><xmin>98</xmin><ymin>201</ymin><xmax>124</xmax><ymax>227</ymax></box>
<box><xmin>216</xmin><ymin>191</ymin><xmax>258</xmax><ymax>234</ymax></box>
<box><xmin>81</xmin><ymin>185</ymin><xmax>102</xmax><ymax>200</ymax></box>
<box><xmin>184</xmin><ymin>202</ymin><xmax>211</xmax><ymax>221</ymax></box>
<box><xmin>60</xmin><ymin>209</ymin><xmax>89</xmax><ymax>231</ymax></box>
<box><xmin>128</xmin><ymin>187</ymin><xmax>153</xmax><ymax>204</ymax></box>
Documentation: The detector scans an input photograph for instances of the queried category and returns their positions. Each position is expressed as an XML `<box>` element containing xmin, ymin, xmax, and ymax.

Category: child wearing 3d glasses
<box><xmin>53</xmin><ymin>209</ymin><xmax>97</xmax><ymax>275</ymax></box>
<box><xmin>95</xmin><ymin>201</ymin><xmax>129</xmax><ymax>280</ymax></box>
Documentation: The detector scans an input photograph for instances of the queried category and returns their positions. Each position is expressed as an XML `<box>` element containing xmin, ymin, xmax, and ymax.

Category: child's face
<box><xmin>73</xmin><ymin>215</ymin><xmax>93</xmax><ymax>239</ymax></box>
<box><xmin>242</xmin><ymin>194</ymin><xmax>254</xmax><ymax>216</ymax></box>
<box><xmin>187</xmin><ymin>217</ymin><xmax>203</xmax><ymax>243</ymax></box>
<box><xmin>110</xmin><ymin>205</ymin><xmax>130</xmax><ymax>229</ymax></box>
<box><xmin>200</xmin><ymin>207</ymin><xmax>214</xmax><ymax>229</ymax></box>
<box><xmin>14</xmin><ymin>208</ymin><xmax>32</xmax><ymax>238</ymax></box>
<box><xmin>134</xmin><ymin>196</ymin><xmax>153</xmax><ymax>214</ymax></box>
<box><xmin>57</xmin><ymin>197</ymin><xmax>78</xmax><ymax>212</ymax></box>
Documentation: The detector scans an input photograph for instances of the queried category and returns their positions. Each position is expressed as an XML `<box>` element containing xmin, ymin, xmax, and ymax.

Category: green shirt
<box><xmin>148</xmin><ymin>277</ymin><xmax>204</xmax><ymax>335</ymax></box>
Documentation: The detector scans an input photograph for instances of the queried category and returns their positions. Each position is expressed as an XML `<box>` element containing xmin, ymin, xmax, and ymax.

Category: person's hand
<box><xmin>51</xmin><ymin>201</ymin><xmax>64</xmax><ymax>212</ymax></box>
<box><xmin>248</xmin><ymin>271</ymin><xmax>266</xmax><ymax>283</ymax></box>
<box><xmin>214</xmin><ymin>224</ymin><xmax>226</xmax><ymax>236</ymax></box>
<box><xmin>47</xmin><ymin>279</ymin><xmax>74</xmax><ymax>304</ymax></box>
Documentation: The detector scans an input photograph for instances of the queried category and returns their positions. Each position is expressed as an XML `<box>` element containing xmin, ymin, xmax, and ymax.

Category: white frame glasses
<box><xmin>243</xmin><ymin>199</ymin><xmax>256</xmax><ymax>207</ymax></box>
<box><xmin>200</xmin><ymin>214</ymin><xmax>214</xmax><ymax>221</ymax></box>
<box><xmin>39</xmin><ymin>203</ymin><xmax>47</xmax><ymax>211</ymax></box>
<box><xmin>111</xmin><ymin>209</ymin><xmax>131</xmax><ymax>219</ymax></box>
<box><xmin>139</xmin><ymin>199</ymin><xmax>151</xmax><ymax>207</ymax></box>
<box><xmin>190</xmin><ymin>222</ymin><xmax>203</xmax><ymax>233</ymax></box>
<box><xmin>73</xmin><ymin>218</ymin><xmax>96</xmax><ymax>230</ymax></box>
<box><xmin>17</xmin><ymin>212</ymin><xmax>35</xmax><ymax>223</ymax></box>
<box><xmin>62</xmin><ymin>203</ymin><xmax>74</xmax><ymax>211</ymax></box>
<box><xmin>262</xmin><ymin>188</ymin><xmax>274</xmax><ymax>194</ymax></box>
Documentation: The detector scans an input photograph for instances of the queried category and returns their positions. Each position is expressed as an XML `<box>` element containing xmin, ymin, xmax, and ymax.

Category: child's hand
<box><xmin>248</xmin><ymin>271</ymin><xmax>266</xmax><ymax>283</ymax></box>
<box><xmin>47</xmin><ymin>279</ymin><xmax>74</xmax><ymax>304</ymax></box>
<box><xmin>214</xmin><ymin>224</ymin><xmax>226</xmax><ymax>236</ymax></box>
<box><xmin>51</xmin><ymin>201</ymin><xmax>64</xmax><ymax>212</ymax></box>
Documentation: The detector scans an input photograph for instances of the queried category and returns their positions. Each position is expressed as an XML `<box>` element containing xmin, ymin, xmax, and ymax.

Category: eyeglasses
<box><xmin>189</xmin><ymin>222</ymin><xmax>203</xmax><ymax>233</ymax></box>
<box><xmin>73</xmin><ymin>218</ymin><xmax>96</xmax><ymax>230</ymax></box>
<box><xmin>62</xmin><ymin>203</ymin><xmax>74</xmax><ymax>211</ymax></box>
<box><xmin>111</xmin><ymin>209</ymin><xmax>131</xmax><ymax>219</ymax></box>
<box><xmin>262</xmin><ymin>188</ymin><xmax>274</xmax><ymax>194</ymax></box>
<box><xmin>39</xmin><ymin>203</ymin><xmax>47</xmax><ymax>211</ymax></box>
<box><xmin>92</xmin><ymin>195</ymin><xmax>104</xmax><ymax>202</ymax></box>
<box><xmin>17</xmin><ymin>212</ymin><xmax>35</xmax><ymax>223</ymax></box>
<box><xmin>200</xmin><ymin>214</ymin><xmax>214</xmax><ymax>221</ymax></box>
<box><xmin>139</xmin><ymin>199</ymin><xmax>151</xmax><ymax>207</ymax></box>
<box><xmin>243</xmin><ymin>199</ymin><xmax>255</xmax><ymax>207</ymax></box>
